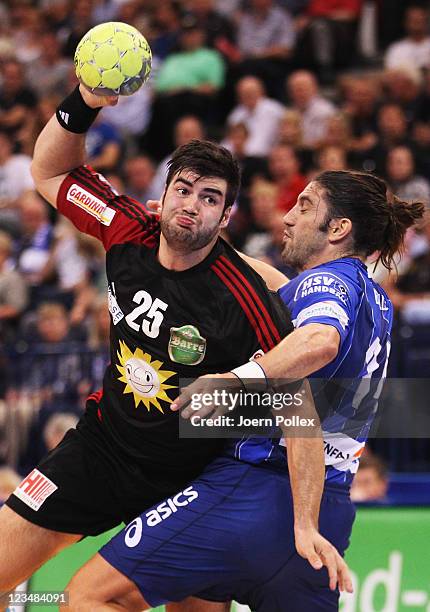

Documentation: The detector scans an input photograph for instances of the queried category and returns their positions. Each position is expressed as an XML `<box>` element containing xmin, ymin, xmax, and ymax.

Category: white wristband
<box><xmin>230</xmin><ymin>360</ymin><xmax>268</xmax><ymax>390</ymax></box>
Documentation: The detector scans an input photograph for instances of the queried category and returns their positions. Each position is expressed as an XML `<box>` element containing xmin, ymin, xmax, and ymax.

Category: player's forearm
<box><xmin>255</xmin><ymin>323</ymin><xmax>340</xmax><ymax>380</ymax></box>
<box><xmin>286</xmin><ymin>435</ymin><xmax>324</xmax><ymax>529</ymax></box>
<box><xmin>31</xmin><ymin>115</ymin><xmax>86</xmax><ymax>183</ymax></box>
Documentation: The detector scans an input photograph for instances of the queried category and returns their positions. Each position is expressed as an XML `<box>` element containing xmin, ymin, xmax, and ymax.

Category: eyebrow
<box><xmin>174</xmin><ymin>177</ymin><xmax>224</xmax><ymax>198</ymax></box>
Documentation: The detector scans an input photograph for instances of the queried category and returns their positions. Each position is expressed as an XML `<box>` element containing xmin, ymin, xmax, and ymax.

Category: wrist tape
<box><xmin>230</xmin><ymin>360</ymin><xmax>268</xmax><ymax>391</ymax></box>
<box><xmin>56</xmin><ymin>86</ymin><xmax>101</xmax><ymax>134</ymax></box>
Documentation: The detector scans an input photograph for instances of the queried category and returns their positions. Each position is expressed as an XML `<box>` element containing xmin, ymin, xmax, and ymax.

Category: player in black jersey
<box><xmin>0</xmin><ymin>85</ymin><xmax>339</xmax><ymax>611</ymax></box>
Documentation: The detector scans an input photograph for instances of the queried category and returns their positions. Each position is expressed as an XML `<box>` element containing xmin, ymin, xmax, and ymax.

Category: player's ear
<box><xmin>329</xmin><ymin>217</ymin><xmax>352</xmax><ymax>243</ymax></box>
<box><xmin>219</xmin><ymin>205</ymin><xmax>232</xmax><ymax>229</ymax></box>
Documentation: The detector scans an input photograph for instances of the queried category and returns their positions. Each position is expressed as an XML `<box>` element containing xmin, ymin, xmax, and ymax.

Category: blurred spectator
<box><xmin>308</xmin><ymin>145</ymin><xmax>348</xmax><ymax>180</ymax></box>
<box><xmin>287</xmin><ymin>70</ymin><xmax>336</xmax><ymax>148</ymax></box>
<box><xmin>227</xmin><ymin>76</ymin><xmax>285</xmax><ymax>156</ymax></box>
<box><xmin>384</xmin><ymin>216</ymin><xmax>430</xmax><ymax>317</ymax></box>
<box><xmin>0</xmin><ymin>59</ymin><xmax>38</xmax><ymax>147</ymax></box>
<box><xmin>40</xmin><ymin>219</ymin><xmax>91</xmax><ymax>316</ymax></box>
<box><xmin>366</xmin><ymin>103</ymin><xmax>412</xmax><ymax>175</ymax></box>
<box><xmin>0</xmin><ymin>231</ymin><xmax>28</xmax><ymax>343</ymax></box>
<box><xmin>384</xmin><ymin>5</ymin><xmax>430</xmax><ymax>72</ymax></box>
<box><xmin>15</xmin><ymin>191</ymin><xmax>53</xmax><ymax>288</ymax></box>
<box><xmin>0</xmin><ymin>466</ymin><xmax>20</xmax><ymax>505</ymax></box>
<box><xmin>0</xmin><ymin>131</ymin><xmax>34</xmax><ymax>235</ymax></box>
<box><xmin>92</xmin><ymin>0</ymin><xmax>121</xmax><ymax>24</ymax></box>
<box><xmin>187</xmin><ymin>0</ymin><xmax>236</xmax><ymax>53</ymax></box>
<box><xmin>342</xmin><ymin>76</ymin><xmax>380</xmax><ymax>160</ymax></box>
<box><xmin>268</xmin><ymin>144</ymin><xmax>307</xmax><ymax>212</ymax></box>
<box><xmin>351</xmin><ymin>453</ymin><xmax>389</xmax><ymax>503</ymax></box>
<box><xmin>221</xmin><ymin>122</ymin><xmax>267</xmax><ymax>190</ymax></box>
<box><xmin>150</xmin><ymin>115</ymin><xmax>205</xmax><ymax>199</ymax></box>
<box><xmin>86</xmin><ymin>297</ymin><xmax>111</xmax><ymax>388</ymax></box>
<box><xmin>236</xmin><ymin>0</ymin><xmax>295</xmax><ymax>98</ymax></box>
<box><xmin>26</xmin><ymin>31</ymin><xmax>72</xmax><ymax>98</ymax></box>
<box><xmin>124</xmin><ymin>155</ymin><xmax>158</xmax><ymax>204</ymax></box>
<box><xmin>10</xmin><ymin>4</ymin><xmax>43</xmax><ymax>65</ymax></box>
<box><xmin>101</xmin><ymin>77</ymin><xmax>154</xmax><ymax>144</ymax></box>
<box><xmin>322</xmin><ymin>113</ymin><xmax>352</xmax><ymax>150</ymax></box>
<box><xmin>155</xmin><ymin>16</ymin><xmax>225</xmax><ymax>96</ymax></box>
<box><xmin>296</xmin><ymin>0</ymin><xmax>362</xmax><ymax>83</ymax></box>
<box><xmin>149</xmin><ymin>1</ymin><xmax>182</xmax><ymax>61</ymax></box>
<box><xmin>86</xmin><ymin>115</ymin><xmax>121</xmax><ymax>173</ymax></box>
<box><xmin>277</xmin><ymin>109</ymin><xmax>313</xmax><ymax>172</ymax></box>
<box><xmin>382</xmin><ymin>67</ymin><xmax>422</xmax><ymax>124</ymax></box>
<box><xmin>151</xmin><ymin>15</ymin><xmax>225</xmax><ymax>157</ymax></box>
<box><xmin>62</xmin><ymin>0</ymin><xmax>95</xmax><ymax>58</ymax></box>
<box><xmin>43</xmin><ymin>412</ymin><xmax>79</xmax><ymax>452</ymax></box>
<box><xmin>242</xmin><ymin>179</ymin><xmax>278</xmax><ymax>257</ymax></box>
<box><xmin>386</xmin><ymin>146</ymin><xmax>430</xmax><ymax>206</ymax></box>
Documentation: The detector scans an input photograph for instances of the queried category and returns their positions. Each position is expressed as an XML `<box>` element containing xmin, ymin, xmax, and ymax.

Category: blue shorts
<box><xmin>100</xmin><ymin>457</ymin><xmax>355</xmax><ymax>611</ymax></box>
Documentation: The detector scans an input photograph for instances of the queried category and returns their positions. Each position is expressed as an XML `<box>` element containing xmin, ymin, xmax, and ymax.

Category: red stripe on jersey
<box><xmin>211</xmin><ymin>262</ymin><xmax>269</xmax><ymax>352</ymax></box>
<box><xmin>88</xmin><ymin>389</ymin><xmax>103</xmax><ymax>404</ymax></box>
<box><xmin>214</xmin><ymin>258</ymin><xmax>278</xmax><ymax>351</ymax></box>
<box><xmin>219</xmin><ymin>255</ymin><xmax>282</xmax><ymax>346</ymax></box>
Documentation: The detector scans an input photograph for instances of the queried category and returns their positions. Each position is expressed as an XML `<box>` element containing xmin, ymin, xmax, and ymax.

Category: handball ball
<box><xmin>74</xmin><ymin>22</ymin><xmax>152</xmax><ymax>96</ymax></box>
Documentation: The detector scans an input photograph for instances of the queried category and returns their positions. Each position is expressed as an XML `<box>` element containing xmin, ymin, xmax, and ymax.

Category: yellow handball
<box><xmin>74</xmin><ymin>22</ymin><xmax>152</xmax><ymax>96</ymax></box>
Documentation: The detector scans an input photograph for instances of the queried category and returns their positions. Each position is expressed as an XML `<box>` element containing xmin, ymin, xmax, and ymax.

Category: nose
<box><xmin>283</xmin><ymin>207</ymin><xmax>296</xmax><ymax>227</ymax></box>
<box><xmin>182</xmin><ymin>195</ymin><xmax>199</xmax><ymax>215</ymax></box>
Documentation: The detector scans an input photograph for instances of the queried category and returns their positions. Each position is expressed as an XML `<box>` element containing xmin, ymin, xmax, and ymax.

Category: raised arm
<box><xmin>30</xmin><ymin>85</ymin><xmax>118</xmax><ymax>207</ymax></box>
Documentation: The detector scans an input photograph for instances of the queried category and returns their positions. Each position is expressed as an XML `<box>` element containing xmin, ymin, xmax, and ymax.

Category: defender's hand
<box><xmin>79</xmin><ymin>84</ymin><xmax>119</xmax><ymax>108</ymax></box>
<box><xmin>294</xmin><ymin>526</ymin><xmax>353</xmax><ymax>593</ymax></box>
<box><xmin>171</xmin><ymin>372</ymin><xmax>240</xmax><ymax>419</ymax></box>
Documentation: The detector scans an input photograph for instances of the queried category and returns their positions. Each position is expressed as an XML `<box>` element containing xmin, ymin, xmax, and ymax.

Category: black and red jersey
<box><xmin>57</xmin><ymin>165</ymin><xmax>292</xmax><ymax>471</ymax></box>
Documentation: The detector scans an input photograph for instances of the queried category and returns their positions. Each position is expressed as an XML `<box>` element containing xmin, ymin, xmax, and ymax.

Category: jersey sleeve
<box><xmin>56</xmin><ymin>165</ymin><xmax>159</xmax><ymax>250</ymax></box>
<box><xmin>278</xmin><ymin>269</ymin><xmax>359</xmax><ymax>347</ymax></box>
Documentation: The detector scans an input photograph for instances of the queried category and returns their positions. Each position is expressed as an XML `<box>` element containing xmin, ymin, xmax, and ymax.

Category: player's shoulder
<box><xmin>280</xmin><ymin>257</ymin><xmax>365</xmax><ymax>306</ymax></box>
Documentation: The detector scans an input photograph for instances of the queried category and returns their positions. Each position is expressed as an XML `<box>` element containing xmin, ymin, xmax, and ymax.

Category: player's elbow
<box><xmin>308</xmin><ymin>324</ymin><xmax>340</xmax><ymax>366</ymax></box>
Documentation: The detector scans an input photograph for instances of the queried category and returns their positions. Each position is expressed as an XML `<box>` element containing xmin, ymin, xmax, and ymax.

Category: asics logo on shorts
<box><xmin>145</xmin><ymin>486</ymin><xmax>199</xmax><ymax>528</ymax></box>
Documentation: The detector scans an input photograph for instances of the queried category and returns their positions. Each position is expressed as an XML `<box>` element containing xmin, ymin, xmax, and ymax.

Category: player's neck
<box><xmin>303</xmin><ymin>250</ymin><xmax>365</xmax><ymax>271</ymax></box>
<box><xmin>158</xmin><ymin>235</ymin><xmax>217</xmax><ymax>271</ymax></box>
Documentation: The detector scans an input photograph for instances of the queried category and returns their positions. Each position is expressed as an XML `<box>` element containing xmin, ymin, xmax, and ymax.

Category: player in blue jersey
<box><xmin>63</xmin><ymin>173</ymin><xmax>424</xmax><ymax>611</ymax></box>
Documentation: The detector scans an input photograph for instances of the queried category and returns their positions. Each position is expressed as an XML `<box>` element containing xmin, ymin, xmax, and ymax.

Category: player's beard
<box><xmin>160</xmin><ymin>212</ymin><xmax>220</xmax><ymax>252</ymax></box>
<box><xmin>282</xmin><ymin>226</ymin><xmax>328</xmax><ymax>272</ymax></box>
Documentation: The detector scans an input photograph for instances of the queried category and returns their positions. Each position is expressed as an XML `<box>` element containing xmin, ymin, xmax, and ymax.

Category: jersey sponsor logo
<box><xmin>294</xmin><ymin>273</ymin><xmax>349</xmax><ymax>304</ymax></box>
<box><xmin>293</xmin><ymin>300</ymin><xmax>349</xmax><ymax>330</ymax></box>
<box><xmin>145</xmin><ymin>486</ymin><xmax>199</xmax><ymax>527</ymax></box>
<box><xmin>124</xmin><ymin>517</ymin><xmax>143</xmax><ymax>548</ymax></box>
<box><xmin>108</xmin><ymin>282</ymin><xmax>124</xmax><ymax>325</ymax></box>
<box><xmin>66</xmin><ymin>184</ymin><xmax>116</xmax><ymax>226</ymax></box>
<box><xmin>13</xmin><ymin>469</ymin><xmax>58</xmax><ymax>511</ymax></box>
<box><xmin>322</xmin><ymin>432</ymin><xmax>365</xmax><ymax>473</ymax></box>
<box><xmin>116</xmin><ymin>340</ymin><xmax>176</xmax><ymax>412</ymax></box>
<box><xmin>168</xmin><ymin>325</ymin><xmax>206</xmax><ymax>366</ymax></box>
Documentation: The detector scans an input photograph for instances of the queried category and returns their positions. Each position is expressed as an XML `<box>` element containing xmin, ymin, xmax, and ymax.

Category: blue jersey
<box><xmin>227</xmin><ymin>257</ymin><xmax>393</xmax><ymax>489</ymax></box>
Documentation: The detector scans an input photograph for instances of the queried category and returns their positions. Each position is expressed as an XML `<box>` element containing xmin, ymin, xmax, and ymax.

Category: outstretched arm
<box><xmin>31</xmin><ymin>85</ymin><xmax>118</xmax><ymax>207</ymax></box>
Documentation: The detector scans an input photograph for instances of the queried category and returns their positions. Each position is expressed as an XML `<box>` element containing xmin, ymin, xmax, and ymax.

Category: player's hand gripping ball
<box><xmin>74</xmin><ymin>22</ymin><xmax>152</xmax><ymax>96</ymax></box>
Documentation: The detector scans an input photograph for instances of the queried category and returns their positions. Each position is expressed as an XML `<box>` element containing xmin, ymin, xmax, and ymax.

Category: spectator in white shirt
<box><xmin>385</xmin><ymin>5</ymin><xmax>430</xmax><ymax>71</ymax></box>
<box><xmin>227</xmin><ymin>76</ymin><xmax>285</xmax><ymax>156</ymax></box>
<box><xmin>286</xmin><ymin>70</ymin><xmax>336</xmax><ymax>148</ymax></box>
<box><xmin>0</xmin><ymin>131</ymin><xmax>34</xmax><ymax>235</ymax></box>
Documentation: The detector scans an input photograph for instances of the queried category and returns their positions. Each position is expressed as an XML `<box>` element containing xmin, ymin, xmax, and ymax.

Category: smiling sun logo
<box><xmin>116</xmin><ymin>340</ymin><xmax>177</xmax><ymax>413</ymax></box>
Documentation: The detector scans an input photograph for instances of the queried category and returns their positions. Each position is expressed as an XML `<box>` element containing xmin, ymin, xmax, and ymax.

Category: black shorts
<box><xmin>6</xmin><ymin>401</ymin><xmax>201</xmax><ymax>536</ymax></box>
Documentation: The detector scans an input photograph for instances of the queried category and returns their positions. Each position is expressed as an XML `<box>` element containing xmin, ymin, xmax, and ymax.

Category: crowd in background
<box><xmin>0</xmin><ymin>0</ymin><xmax>430</xmax><ymax>501</ymax></box>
